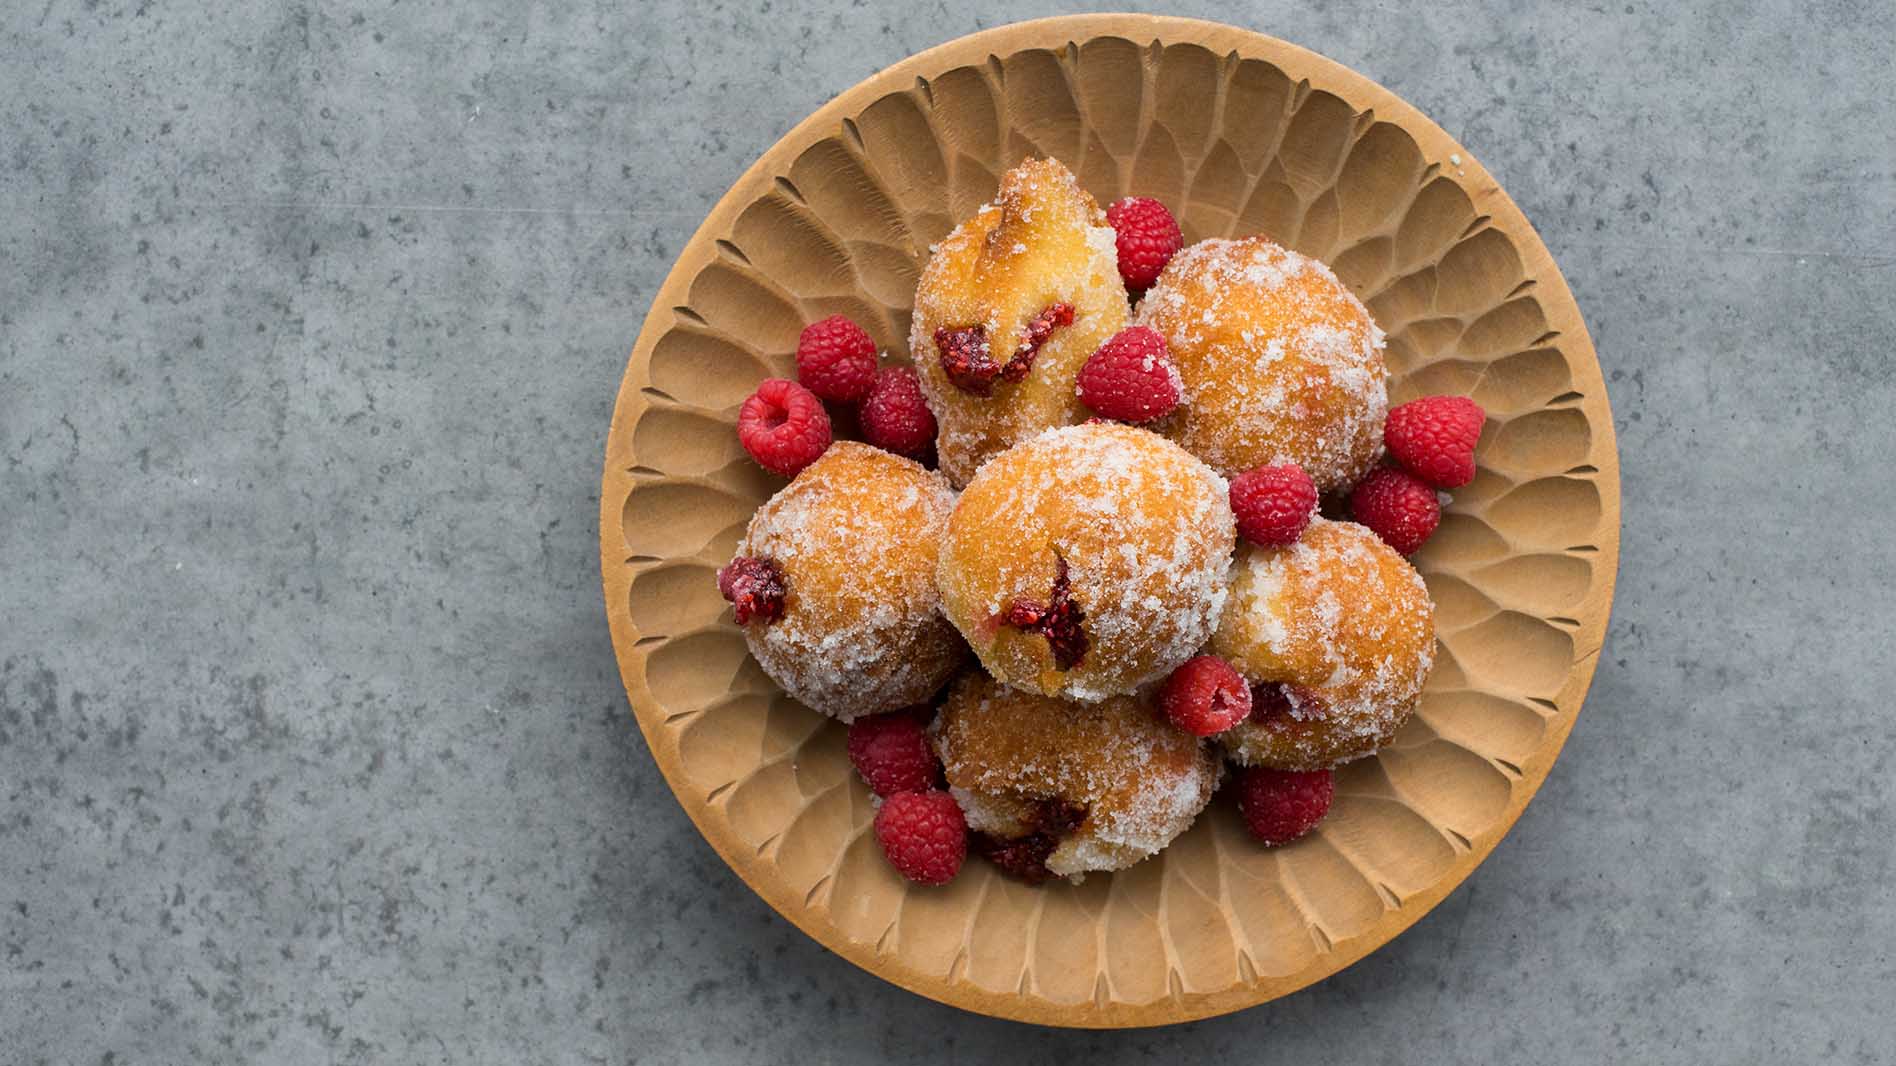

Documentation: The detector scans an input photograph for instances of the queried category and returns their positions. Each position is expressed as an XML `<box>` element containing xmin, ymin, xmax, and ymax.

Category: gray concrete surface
<box><xmin>3</xmin><ymin>0</ymin><xmax>1892</xmax><ymax>1062</ymax></box>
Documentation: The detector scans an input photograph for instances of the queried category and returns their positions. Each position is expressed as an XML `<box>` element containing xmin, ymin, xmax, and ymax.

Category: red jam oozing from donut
<box><xmin>935</xmin><ymin>303</ymin><xmax>1075</xmax><ymax>396</ymax></box>
<box><xmin>1000</xmin><ymin>302</ymin><xmax>1074</xmax><ymax>384</ymax></box>
<box><xmin>935</xmin><ymin>324</ymin><xmax>999</xmax><ymax>395</ymax></box>
<box><xmin>716</xmin><ymin>556</ymin><xmax>786</xmax><ymax>625</ymax></box>
<box><xmin>1250</xmin><ymin>681</ymin><xmax>1327</xmax><ymax>729</ymax></box>
<box><xmin>972</xmin><ymin>798</ymin><xmax>1088</xmax><ymax>884</ymax></box>
<box><xmin>1001</xmin><ymin>556</ymin><xmax>1089</xmax><ymax>670</ymax></box>
<box><xmin>974</xmin><ymin>831</ymin><xmax>1057</xmax><ymax>883</ymax></box>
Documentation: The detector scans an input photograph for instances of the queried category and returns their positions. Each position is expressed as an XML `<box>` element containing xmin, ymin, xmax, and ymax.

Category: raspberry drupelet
<box><xmin>1105</xmin><ymin>196</ymin><xmax>1183</xmax><ymax>291</ymax></box>
<box><xmin>736</xmin><ymin>378</ymin><xmax>832</xmax><ymax>477</ymax></box>
<box><xmin>1235</xmin><ymin>766</ymin><xmax>1334</xmax><ymax>846</ymax></box>
<box><xmin>794</xmin><ymin>315</ymin><xmax>879</xmax><ymax>404</ymax></box>
<box><xmin>1075</xmin><ymin>326</ymin><xmax>1181</xmax><ymax>423</ymax></box>
<box><xmin>874</xmin><ymin>790</ymin><xmax>967</xmax><ymax>885</ymax></box>
<box><xmin>859</xmin><ymin>365</ymin><xmax>937</xmax><ymax>461</ymax></box>
<box><xmin>1385</xmin><ymin>395</ymin><xmax>1486</xmax><ymax>489</ymax></box>
<box><xmin>1349</xmin><ymin>467</ymin><xmax>1441</xmax><ymax>555</ymax></box>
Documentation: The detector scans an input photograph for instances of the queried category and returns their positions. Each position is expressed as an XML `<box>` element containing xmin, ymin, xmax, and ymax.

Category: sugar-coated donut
<box><xmin>1136</xmin><ymin>237</ymin><xmax>1388</xmax><ymax>491</ymax></box>
<box><xmin>723</xmin><ymin>442</ymin><xmax>965</xmax><ymax>721</ymax></box>
<box><xmin>1210</xmin><ymin>518</ymin><xmax>1435</xmax><ymax>769</ymax></box>
<box><xmin>931</xmin><ymin>672</ymin><xmax>1221</xmax><ymax>880</ymax></box>
<box><xmin>909</xmin><ymin>157</ymin><xmax>1129</xmax><ymax>487</ymax></box>
<box><xmin>936</xmin><ymin>422</ymin><xmax>1236</xmax><ymax>701</ymax></box>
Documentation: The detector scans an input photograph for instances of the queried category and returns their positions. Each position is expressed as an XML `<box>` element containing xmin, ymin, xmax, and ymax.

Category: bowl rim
<box><xmin>600</xmin><ymin>13</ymin><xmax>1621</xmax><ymax>1028</ymax></box>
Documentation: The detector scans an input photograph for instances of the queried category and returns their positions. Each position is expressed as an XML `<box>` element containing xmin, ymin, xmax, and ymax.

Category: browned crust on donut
<box><xmin>1211</xmin><ymin>518</ymin><xmax>1435</xmax><ymax>768</ymax></box>
<box><xmin>909</xmin><ymin>157</ymin><xmax>1129</xmax><ymax>487</ymax></box>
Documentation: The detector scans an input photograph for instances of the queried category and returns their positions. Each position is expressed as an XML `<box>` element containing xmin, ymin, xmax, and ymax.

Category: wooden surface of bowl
<box><xmin>600</xmin><ymin>14</ymin><xmax>1619</xmax><ymax>1027</ymax></box>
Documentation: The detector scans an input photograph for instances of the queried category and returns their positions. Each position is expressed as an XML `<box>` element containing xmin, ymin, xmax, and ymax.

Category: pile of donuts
<box><xmin>712</xmin><ymin>158</ymin><xmax>1485</xmax><ymax>887</ymax></box>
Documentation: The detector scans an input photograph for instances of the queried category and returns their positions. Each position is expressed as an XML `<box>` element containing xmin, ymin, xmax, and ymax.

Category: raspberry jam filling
<box><xmin>934</xmin><ymin>324</ymin><xmax>998</xmax><ymax>396</ymax></box>
<box><xmin>1001</xmin><ymin>556</ymin><xmax>1089</xmax><ymax>670</ymax></box>
<box><xmin>972</xmin><ymin>798</ymin><xmax>1088</xmax><ymax>884</ymax></box>
<box><xmin>716</xmin><ymin>556</ymin><xmax>786</xmax><ymax>625</ymax></box>
<box><xmin>934</xmin><ymin>302</ymin><xmax>1075</xmax><ymax>396</ymax></box>
<box><xmin>1002</xmin><ymin>302</ymin><xmax>1074</xmax><ymax>383</ymax></box>
<box><xmin>1250</xmin><ymin>682</ymin><xmax>1326</xmax><ymax>728</ymax></box>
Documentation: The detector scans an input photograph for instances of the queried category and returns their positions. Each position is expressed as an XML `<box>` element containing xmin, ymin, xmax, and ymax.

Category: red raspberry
<box><xmin>794</xmin><ymin>315</ymin><xmax>878</xmax><ymax>404</ymax></box>
<box><xmin>1235</xmin><ymin>766</ymin><xmax>1334</xmax><ymax>847</ymax></box>
<box><xmin>1349</xmin><ymin>467</ymin><xmax>1441</xmax><ymax>555</ymax></box>
<box><xmin>873</xmin><ymin>790</ymin><xmax>967</xmax><ymax>886</ymax></box>
<box><xmin>1228</xmin><ymin>463</ymin><xmax>1318</xmax><ymax>546</ymax></box>
<box><xmin>736</xmin><ymin>378</ymin><xmax>832</xmax><ymax>477</ymax></box>
<box><xmin>716</xmin><ymin>556</ymin><xmax>786</xmax><ymax>625</ymax></box>
<box><xmin>846</xmin><ymin>710</ymin><xmax>940</xmax><ymax>797</ymax></box>
<box><xmin>1075</xmin><ymin>326</ymin><xmax>1180</xmax><ymax>422</ymax></box>
<box><xmin>859</xmin><ymin>366</ymin><xmax>937</xmax><ymax>460</ymax></box>
<box><xmin>1384</xmin><ymin>395</ymin><xmax>1485</xmax><ymax>488</ymax></box>
<box><xmin>1157</xmin><ymin>655</ymin><xmax>1252</xmax><ymax>737</ymax></box>
<box><xmin>1106</xmin><ymin>196</ymin><xmax>1183</xmax><ymax>291</ymax></box>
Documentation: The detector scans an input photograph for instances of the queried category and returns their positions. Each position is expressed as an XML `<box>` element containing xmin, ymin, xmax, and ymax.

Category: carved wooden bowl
<box><xmin>600</xmin><ymin>14</ymin><xmax>1619</xmax><ymax>1027</ymax></box>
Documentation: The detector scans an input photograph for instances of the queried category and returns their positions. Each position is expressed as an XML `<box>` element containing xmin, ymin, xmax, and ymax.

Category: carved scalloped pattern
<box><xmin>601</xmin><ymin>17</ymin><xmax>1619</xmax><ymax>1028</ymax></box>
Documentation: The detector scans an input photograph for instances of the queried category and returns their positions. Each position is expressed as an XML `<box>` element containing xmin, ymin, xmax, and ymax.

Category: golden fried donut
<box><xmin>936</xmin><ymin>422</ymin><xmax>1235</xmax><ymax>701</ymax></box>
<box><xmin>909</xmin><ymin>157</ymin><xmax>1128</xmax><ymax>487</ymax></box>
<box><xmin>1210</xmin><ymin>518</ymin><xmax>1435</xmax><ymax>769</ymax></box>
<box><xmin>721</xmin><ymin>442</ymin><xmax>965</xmax><ymax>721</ymax></box>
<box><xmin>931</xmin><ymin>672</ymin><xmax>1221</xmax><ymax>879</ymax></box>
<box><xmin>1136</xmin><ymin>237</ymin><xmax>1388</xmax><ymax>491</ymax></box>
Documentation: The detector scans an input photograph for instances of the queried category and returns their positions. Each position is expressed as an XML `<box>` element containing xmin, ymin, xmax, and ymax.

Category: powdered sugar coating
<box><xmin>931</xmin><ymin>673</ymin><xmax>1221</xmax><ymax>879</ymax></box>
<box><xmin>1211</xmin><ymin>518</ymin><xmax>1436</xmax><ymax>769</ymax></box>
<box><xmin>910</xmin><ymin>157</ymin><xmax>1130</xmax><ymax>487</ymax></box>
<box><xmin>937</xmin><ymin>423</ymin><xmax>1237</xmax><ymax>701</ymax></box>
<box><xmin>732</xmin><ymin>442</ymin><xmax>965</xmax><ymax>721</ymax></box>
<box><xmin>1136</xmin><ymin>237</ymin><xmax>1389</xmax><ymax>491</ymax></box>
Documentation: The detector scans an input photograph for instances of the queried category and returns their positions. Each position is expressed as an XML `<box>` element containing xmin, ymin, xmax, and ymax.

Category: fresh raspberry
<box><xmin>1235</xmin><ymin>766</ymin><xmax>1334</xmax><ymax>847</ymax></box>
<box><xmin>1106</xmin><ymin>196</ymin><xmax>1183</xmax><ymax>291</ymax></box>
<box><xmin>716</xmin><ymin>556</ymin><xmax>786</xmax><ymax>625</ymax></box>
<box><xmin>794</xmin><ymin>315</ymin><xmax>879</xmax><ymax>404</ymax></box>
<box><xmin>1002</xmin><ymin>556</ymin><xmax>1088</xmax><ymax>670</ymax></box>
<box><xmin>1384</xmin><ymin>395</ymin><xmax>1485</xmax><ymax>488</ymax></box>
<box><xmin>736</xmin><ymin>378</ymin><xmax>832</xmax><ymax>477</ymax></box>
<box><xmin>1228</xmin><ymin>463</ymin><xmax>1319</xmax><ymax>546</ymax></box>
<box><xmin>1075</xmin><ymin>326</ymin><xmax>1180</xmax><ymax>422</ymax></box>
<box><xmin>859</xmin><ymin>366</ymin><xmax>937</xmax><ymax>460</ymax></box>
<box><xmin>1349</xmin><ymin>467</ymin><xmax>1441</xmax><ymax>555</ymax></box>
<box><xmin>1157</xmin><ymin>655</ymin><xmax>1252</xmax><ymax>737</ymax></box>
<box><xmin>873</xmin><ymin>790</ymin><xmax>967</xmax><ymax>886</ymax></box>
<box><xmin>846</xmin><ymin>710</ymin><xmax>940</xmax><ymax>797</ymax></box>
<box><xmin>934</xmin><ymin>304</ymin><xmax>1073</xmax><ymax>396</ymax></box>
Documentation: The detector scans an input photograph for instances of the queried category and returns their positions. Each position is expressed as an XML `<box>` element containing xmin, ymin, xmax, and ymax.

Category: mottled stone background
<box><xmin>3</xmin><ymin>1</ymin><xmax>1892</xmax><ymax>1062</ymax></box>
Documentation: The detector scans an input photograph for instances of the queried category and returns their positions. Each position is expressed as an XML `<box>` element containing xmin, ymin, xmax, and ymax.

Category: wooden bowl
<box><xmin>600</xmin><ymin>15</ymin><xmax>1619</xmax><ymax>1027</ymax></box>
